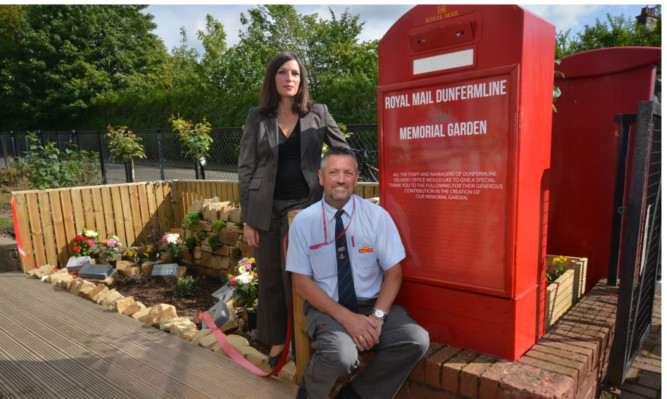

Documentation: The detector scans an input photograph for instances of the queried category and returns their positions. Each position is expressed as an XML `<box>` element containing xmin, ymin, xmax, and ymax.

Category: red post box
<box><xmin>378</xmin><ymin>5</ymin><xmax>554</xmax><ymax>360</ymax></box>
<box><xmin>547</xmin><ymin>47</ymin><xmax>660</xmax><ymax>292</ymax></box>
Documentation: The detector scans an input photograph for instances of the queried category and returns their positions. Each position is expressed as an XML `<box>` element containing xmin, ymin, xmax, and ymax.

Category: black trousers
<box><xmin>255</xmin><ymin>197</ymin><xmax>309</xmax><ymax>346</ymax></box>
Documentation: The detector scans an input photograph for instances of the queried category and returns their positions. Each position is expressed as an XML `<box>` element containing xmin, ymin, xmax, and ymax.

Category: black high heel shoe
<box><xmin>269</xmin><ymin>354</ymin><xmax>281</xmax><ymax>368</ymax></box>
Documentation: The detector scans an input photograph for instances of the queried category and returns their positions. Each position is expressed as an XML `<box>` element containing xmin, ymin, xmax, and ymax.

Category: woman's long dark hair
<box><xmin>259</xmin><ymin>51</ymin><xmax>313</xmax><ymax>116</ymax></box>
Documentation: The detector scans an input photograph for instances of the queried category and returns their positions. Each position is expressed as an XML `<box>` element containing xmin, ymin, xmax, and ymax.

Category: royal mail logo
<box><xmin>359</xmin><ymin>245</ymin><xmax>374</xmax><ymax>254</ymax></box>
<box><xmin>429</xmin><ymin>105</ymin><xmax>452</xmax><ymax>123</ymax></box>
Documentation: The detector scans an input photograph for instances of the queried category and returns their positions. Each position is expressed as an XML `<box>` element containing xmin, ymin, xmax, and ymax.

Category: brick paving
<box><xmin>601</xmin><ymin>284</ymin><xmax>661</xmax><ymax>399</ymax></box>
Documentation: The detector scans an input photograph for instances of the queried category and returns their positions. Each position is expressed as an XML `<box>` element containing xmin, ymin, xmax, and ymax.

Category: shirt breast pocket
<box><xmin>308</xmin><ymin>246</ymin><xmax>336</xmax><ymax>280</ymax></box>
<box><xmin>354</xmin><ymin>236</ymin><xmax>378</xmax><ymax>270</ymax></box>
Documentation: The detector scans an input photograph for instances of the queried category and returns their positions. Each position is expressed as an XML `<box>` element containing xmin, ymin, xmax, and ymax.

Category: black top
<box><xmin>274</xmin><ymin>120</ymin><xmax>309</xmax><ymax>200</ymax></box>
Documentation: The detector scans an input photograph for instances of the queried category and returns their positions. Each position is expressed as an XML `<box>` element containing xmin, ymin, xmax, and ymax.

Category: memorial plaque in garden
<box><xmin>151</xmin><ymin>263</ymin><xmax>179</xmax><ymax>279</ymax></box>
<box><xmin>78</xmin><ymin>264</ymin><xmax>114</xmax><ymax>280</ymax></box>
<box><xmin>65</xmin><ymin>256</ymin><xmax>91</xmax><ymax>273</ymax></box>
<box><xmin>201</xmin><ymin>301</ymin><xmax>230</xmax><ymax>329</ymax></box>
<box><xmin>211</xmin><ymin>282</ymin><xmax>235</xmax><ymax>303</ymax></box>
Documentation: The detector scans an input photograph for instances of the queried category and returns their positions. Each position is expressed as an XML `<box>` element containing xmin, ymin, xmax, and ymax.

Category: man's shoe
<box><xmin>296</xmin><ymin>380</ymin><xmax>309</xmax><ymax>399</ymax></box>
<box><xmin>336</xmin><ymin>383</ymin><xmax>362</xmax><ymax>399</ymax></box>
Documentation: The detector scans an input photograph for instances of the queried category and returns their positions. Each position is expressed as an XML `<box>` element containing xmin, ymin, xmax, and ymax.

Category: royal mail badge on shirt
<box><xmin>359</xmin><ymin>245</ymin><xmax>374</xmax><ymax>254</ymax></box>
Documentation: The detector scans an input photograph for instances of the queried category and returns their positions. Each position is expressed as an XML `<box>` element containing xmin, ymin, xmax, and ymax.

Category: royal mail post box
<box><xmin>548</xmin><ymin>47</ymin><xmax>660</xmax><ymax>292</ymax></box>
<box><xmin>378</xmin><ymin>5</ymin><xmax>554</xmax><ymax>360</ymax></box>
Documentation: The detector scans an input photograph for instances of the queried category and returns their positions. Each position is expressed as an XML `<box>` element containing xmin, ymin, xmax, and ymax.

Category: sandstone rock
<box><xmin>29</xmin><ymin>265</ymin><xmax>56</xmax><ymax>279</ymax></box>
<box><xmin>228</xmin><ymin>208</ymin><xmax>242</xmax><ymax>224</ymax></box>
<box><xmin>193</xmin><ymin>247</ymin><xmax>202</xmax><ymax>260</ymax></box>
<box><xmin>132</xmin><ymin>306</ymin><xmax>152</xmax><ymax>323</ymax></box>
<box><xmin>239</xmin><ymin>242</ymin><xmax>254</xmax><ymax>257</ymax></box>
<box><xmin>122</xmin><ymin>301</ymin><xmax>146</xmax><ymax>317</ymax></box>
<box><xmin>198</xmin><ymin>331</ymin><xmax>220</xmax><ymax>350</ymax></box>
<box><xmin>69</xmin><ymin>279</ymin><xmax>85</xmax><ymax>295</ymax></box>
<box><xmin>219</xmin><ymin>230</ymin><xmax>239</xmax><ymax>246</ymax></box>
<box><xmin>118</xmin><ymin>266</ymin><xmax>141</xmax><ymax>278</ymax></box>
<box><xmin>168</xmin><ymin>317</ymin><xmax>198</xmax><ymax>341</ymax></box>
<box><xmin>90</xmin><ymin>285</ymin><xmax>110</xmax><ymax>303</ymax></box>
<box><xmin>197</xmin><ymin>220</ymin><xmax>211</xmax><ymax>232</ymax></box>
<box><xmin>148</xmin><ymin>303</ymin><xmax>178</xmax><ymax>327</ymax></box>
<box><xmin>100</xmin><ymin>289</ymin><xmax>123</xmax><ymax>309</ymax></box>
<box><xmin>114</xmin><ymin>296</ymin><xmax>137</xmax><ymax>314</ymax></box>
<box><xmin>60</xmin><ymin>275</ymin><xmax>74</xmax><ymax>290</ymax></box>
<box><xmin>214</xmin><ymin>245</ymin><xmax>230</xmax><ymax>256</ymax></box>
<box><xmin>210</xmin><ymin>255</ymin><xmax>228</xmax><ymax>270</ymax></box>
<box><xmin>46</xmin><ymin>268</ymin><xmax>69</xmax><ymax>285</ymax></box>
<box><xmin>191</xmin><ymin>329</ymin><xmax>213</xmax><ymax>346</ymax></box>
<box><xmin>277</xmin><ymin>361</ymin><xmax>297</xmax><ymax>383</ymax></box>
<box><xmin>141</xmin><ymin>261</ymin><xmax>156</xmax><ymax>275</ymax></box>
<box><xmin>115</xmin><ymin>260</ymin><xmax>135</xmax><ymax>271</ymax></box>
<box><xmin>78</xmin><ymin>281</ymin><xmax>101</xmax><ymax>301</ymax></box>
<box><xmin>188</xmin><ymin>199</ymin><xmax>203</xmax><ymax>215</ymax></box>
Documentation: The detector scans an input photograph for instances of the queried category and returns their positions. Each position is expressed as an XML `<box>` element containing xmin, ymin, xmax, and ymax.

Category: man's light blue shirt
<box><xmin>287</xmin><ymin>194</ymin><xmax>406</xmax><ymax>301</ymax></box>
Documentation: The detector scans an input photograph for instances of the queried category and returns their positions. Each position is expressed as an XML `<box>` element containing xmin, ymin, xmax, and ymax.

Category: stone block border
<box><xmin>26</xmin><ymin>265</ymin><xmax>297</xmax><ymax>384</ymax></box>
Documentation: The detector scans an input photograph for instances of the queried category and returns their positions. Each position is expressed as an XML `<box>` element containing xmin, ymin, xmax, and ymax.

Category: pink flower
<box><xmin>230</xmin><ymin>277</ymin><xmax>237</xmax><ymax>286</ymax></box>
<box><xmin>87</xmin><ymin>239</ymin><xmax>94</xmax><ymax>247</ymax></box>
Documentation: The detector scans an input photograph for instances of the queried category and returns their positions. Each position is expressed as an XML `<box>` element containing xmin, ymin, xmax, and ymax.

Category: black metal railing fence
<box><xmin>0</xmin><ymin>124</ymin><xmax>379</xmax><ymax>184</ymax></box>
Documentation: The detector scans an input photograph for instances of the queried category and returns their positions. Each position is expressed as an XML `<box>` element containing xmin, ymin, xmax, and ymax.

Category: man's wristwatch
<box><xmin>371</xmin><ymin>308</ymin><xmax>387</xmax><ymax>321</ymax></box>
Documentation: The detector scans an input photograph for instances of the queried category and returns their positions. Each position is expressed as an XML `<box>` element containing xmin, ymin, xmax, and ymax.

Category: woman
<box><xmin>238</xmin><ymin>51</ymin><xmax>349</xmax><ymax>367</ymax></box>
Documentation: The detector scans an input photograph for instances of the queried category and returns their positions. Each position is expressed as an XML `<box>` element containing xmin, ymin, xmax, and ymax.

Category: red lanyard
<box><xmin>309</xmin><ymin>197</ymin><xmax>355</xmax><ymax>250</ymax></box>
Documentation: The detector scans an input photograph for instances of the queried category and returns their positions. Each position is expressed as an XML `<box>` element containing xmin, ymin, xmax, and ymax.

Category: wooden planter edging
<box><xmin>545</xmin><ymin>255</ymin><xmax>588</xmax><ymax>330</ymax></box>
<box><xmin>12</xmin><ymin>180</ymin><xmax>379</xmax><ymax>272</ymax></box>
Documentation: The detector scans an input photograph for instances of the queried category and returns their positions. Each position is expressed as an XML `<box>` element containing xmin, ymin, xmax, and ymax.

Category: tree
<box><xmin>556</xmin><ymin>6</ymin><xmax>661</xmax><ymax>58</ymax></box>
<box><xmin>0</xmin><ymin>5</ymin><xmax>167</xmax><ymax>131</ymax></box>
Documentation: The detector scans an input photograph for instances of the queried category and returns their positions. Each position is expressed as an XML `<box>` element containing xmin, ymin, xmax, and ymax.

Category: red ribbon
<box><xmin>197</xmin><ymin>232</ymin><xmax>293</xmax><ymax>376</ymax></box>
<box><xmin>200</xmin><ymin>309</ymin><xmax>290</xmax><ymax>377</ymax></box>
<box><xmin>10</xmin><ymin>195</ymin><xmax>35</xmax><ymax>269</ymax></box>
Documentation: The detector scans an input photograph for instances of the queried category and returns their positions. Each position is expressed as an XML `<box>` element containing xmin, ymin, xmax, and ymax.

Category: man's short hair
<box><xmin>321</xmin><ymin>147</ymin><xmax>358</xmax><ymax>172</ymax></box>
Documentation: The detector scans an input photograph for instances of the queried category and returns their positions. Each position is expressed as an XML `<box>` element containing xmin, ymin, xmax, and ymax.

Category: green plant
<box><xmin>184</xmin><ymin>212</ymin><xmax>201</xmax><ymax>227</ymax></box>
<box><xmin>22</xmin><ymin>131</ymin><xmax>100</xmax><ymax>189</ymax></box>
<box><xmin>196</xmin><ymin>231</ymin><xmax>207</xmax><ymax>241</ymax></box>
<box><xmin>546</xmin><ymin>256</ymin><xmax>569</xmax><ymax>285</ymax></box>
<box><xmin>106</xmin><ymin>125</ymin><xmax>146</xmax><ymax>181</ymax></box>
<box><xmin>212</xmin><ymin>220</ymin><xmax>226</xmax><ymax>231</ymax></box>
<box><xmin>173</xmin><ymin>275</ymin><xmax>198</xmax><ymax>298</ymax></box>
<box><xmin>106</xmin><ymin>125</ymin><xmax>146</xmax><ymax>162</ymax></box>
<box><xmin>208</xmin><ymin>235</ymin><xmax>221</xmax><ymax>250</ymax></box>
<box><xmin>185</xmin><ymin>236</ymin><xmax>196</xmax><ymax>251</ymax></box>
<box><xmin>231</xmin><ymin>247</ymin><xmax>242</xmax><ymax>258</ymax></box>
<box><xmin>170</xmin><ymin>114</ymin><xmax>213</xmax><ymax>161</ymax></box>
<box><xmin>92</xmin><ymin>235</ymin><xmax>122</xmax><ymax>261</ymax></box>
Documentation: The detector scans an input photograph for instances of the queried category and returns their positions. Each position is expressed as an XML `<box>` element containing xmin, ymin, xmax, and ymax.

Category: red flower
<box><xmin>73</xmin><ymin>246</ymin><xmax>81</xmax><ymax>252</ymax></box>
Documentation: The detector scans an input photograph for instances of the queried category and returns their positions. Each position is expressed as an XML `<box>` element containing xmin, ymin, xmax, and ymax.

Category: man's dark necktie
<box><xmin>335</xmin><ymin>209</ymin><xmax>359</xmax><ymax>313</ymax></box>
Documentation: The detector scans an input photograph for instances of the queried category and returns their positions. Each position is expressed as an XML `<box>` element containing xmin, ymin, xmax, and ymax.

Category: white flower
<box><xmin>84</xmin><ymin>229</ymin><xmax>98</xmax><ymax>238</ymax></box>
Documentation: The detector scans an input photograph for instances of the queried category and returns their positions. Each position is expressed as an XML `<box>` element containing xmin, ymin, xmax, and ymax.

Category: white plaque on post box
<box><xmin>65</xmin><ymin>256</ymin><xmax>91</xmax><ymax>273</ymax></box>
<box><xmin>151</xmin><ymin>263</ymin><xmax>179</xmax><ymax>279</ymax></box>
<box><xmin>78</xmin><ymin>264</ymin><xmax>114</xmax><ymax>280</ymax></box>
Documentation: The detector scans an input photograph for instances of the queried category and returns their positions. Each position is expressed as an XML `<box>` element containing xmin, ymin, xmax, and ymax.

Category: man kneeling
<box><xmin>287</xmin><ymin>147</ymin><xmax>429</xmax><ymax>399</ymax></box>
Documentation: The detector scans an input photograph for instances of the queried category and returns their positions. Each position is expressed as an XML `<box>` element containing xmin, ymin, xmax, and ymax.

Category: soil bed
<box><xmin>109</xmin><ymin>270</ymin><xmax>270</xmax><ymax>355</ymax></box>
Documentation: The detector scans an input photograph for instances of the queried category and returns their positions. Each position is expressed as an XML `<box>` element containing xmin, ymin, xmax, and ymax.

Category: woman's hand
<box><xmin>243</xmin><ymin>224</ymin><xmax>260</xmax><ymax>248</ymax></box>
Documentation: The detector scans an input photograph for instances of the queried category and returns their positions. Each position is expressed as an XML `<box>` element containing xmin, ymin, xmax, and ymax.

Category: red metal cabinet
<box><xmin>378</xmin><ymin>5</ymin><xmax>554</xmax><ymax>360</ymax></box>
<box><xmin>548</xmin><ymin>47</ymin><xmax>660</xmax><ymax>292</ymax></box>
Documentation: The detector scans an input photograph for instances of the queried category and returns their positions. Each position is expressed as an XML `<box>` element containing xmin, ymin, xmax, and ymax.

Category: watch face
<box><xmin>374</xmin><ymin>309</ymin><xmax>385</xmax><ymax>318</ymax></box>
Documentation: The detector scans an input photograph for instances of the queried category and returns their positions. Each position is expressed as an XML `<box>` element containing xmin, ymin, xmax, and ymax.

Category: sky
<box><xmin>142</xmin><ymin>3</ymin><xmax>650</xmax><ymax>54</ymax></box>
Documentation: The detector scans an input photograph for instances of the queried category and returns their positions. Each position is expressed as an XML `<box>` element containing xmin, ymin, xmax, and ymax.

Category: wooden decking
<box><xmin>0</xmin><ymin>272</ymin><xmax>298</xmax><ymax>399</ymax></box>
